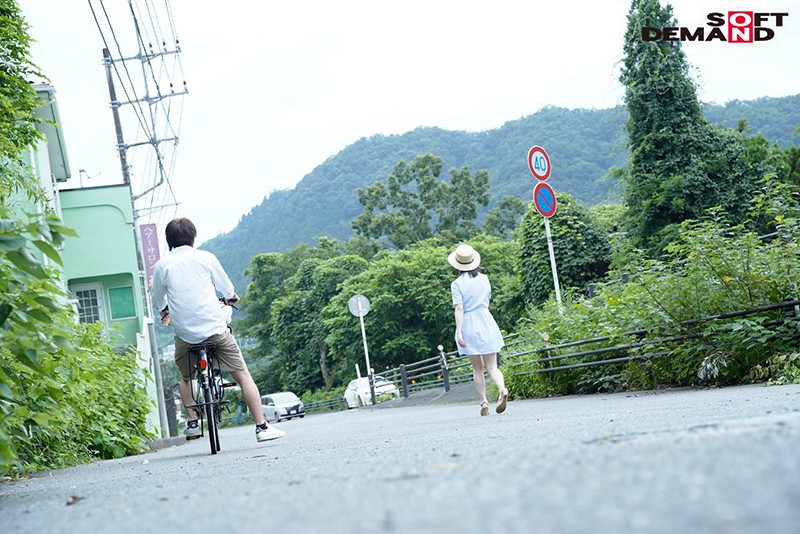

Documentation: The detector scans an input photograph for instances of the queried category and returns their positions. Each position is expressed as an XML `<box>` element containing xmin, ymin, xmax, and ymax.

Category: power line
<box><xmin>89</xmin><ymin>0</ymin><xmax>152</xmax><ymax>137</ymax></box>
<box><xmin>129</xmin><ymin>0</ymin><xmax>181</xmax><ymax>140</ymax></box>
<box><xmin>88</xmin><ymin>0</ymin><xmax>185</xmax><ymax>224</ymax></box>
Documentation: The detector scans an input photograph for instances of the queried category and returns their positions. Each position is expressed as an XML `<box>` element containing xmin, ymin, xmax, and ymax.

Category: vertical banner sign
<box><xmin>139</xmin><ymin>223</ymin><xmax>161</xmax><ymax>292</ymax></box>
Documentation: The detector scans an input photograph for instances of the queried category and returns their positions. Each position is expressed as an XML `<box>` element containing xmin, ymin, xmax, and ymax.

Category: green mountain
<box><xmin>203</xmin><ymin>94</ymin><xmax>800</xmax><ymax>291</ymax></box>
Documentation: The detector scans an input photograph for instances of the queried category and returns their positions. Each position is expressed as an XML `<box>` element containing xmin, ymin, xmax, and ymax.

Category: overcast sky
<box><xmin>19</xmin><ymin>0</ymin><xmax>800</xmax><ymax>247</ymax></box>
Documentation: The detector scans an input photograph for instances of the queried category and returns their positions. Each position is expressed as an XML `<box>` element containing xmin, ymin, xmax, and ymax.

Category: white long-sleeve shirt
<box><xmin>151</xmin><ymin>246</ymin><xmax>236</xmax><ymax>344</ymax></box>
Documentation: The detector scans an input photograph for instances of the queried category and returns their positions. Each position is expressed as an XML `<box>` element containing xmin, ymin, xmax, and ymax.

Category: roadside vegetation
<box><xmin>1</xmin><ymin>0</ymin><xmax>153</xmax><ymax>476</ymax></box>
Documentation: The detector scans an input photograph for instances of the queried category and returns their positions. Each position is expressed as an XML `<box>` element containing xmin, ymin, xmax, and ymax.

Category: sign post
<box><xmin>543</xmin><ymin>218</ymin><xmax>562</xmax><ymax>314</ymax></box>
<box><xmin>348</xmin><ymin>294</ymin><xmax>376</xmax><ymax>405</ymax></box>
<box><xmin>529</xmin><ymin>147</ymin><xmax>563</xmax><ymax>314</ymax></box>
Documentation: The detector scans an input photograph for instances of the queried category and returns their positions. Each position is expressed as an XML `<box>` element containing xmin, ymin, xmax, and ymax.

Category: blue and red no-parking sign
<box><xmin>533</xmin><ymin>182</ymin><xmax>557</xmax><ymax>218</ymax></box>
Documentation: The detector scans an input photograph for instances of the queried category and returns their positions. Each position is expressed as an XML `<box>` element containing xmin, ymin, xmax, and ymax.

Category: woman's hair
<box><xmin>459</xmin><ymin>267</ymin><xmax>480</xmax><ymax>278</ymax></box>
<box><xmin>165</xmin><ymin>218</ymin><xmax>197</xmax><ymax>250</ymax></box>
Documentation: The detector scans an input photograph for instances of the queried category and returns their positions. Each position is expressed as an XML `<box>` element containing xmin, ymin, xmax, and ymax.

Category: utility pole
<box><xmin>100</xmin><ymin>15</ymin><xmax>188</xmax><ymax>436</ymax></box>
<box><xmin>102</xmin><ymin>46</ymin><xmax>168</xmax><ymax>438</ymax></box>
<box><xmin>103</xmin><ymin>48</ymin><xmax>130</xmax><ymax>185</ymax></box>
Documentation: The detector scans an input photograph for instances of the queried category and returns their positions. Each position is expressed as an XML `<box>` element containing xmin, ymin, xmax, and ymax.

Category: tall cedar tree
<box><xmin>620</xmin><ymin>0</ymin><xmax>771</xmax><ymax>253</ymax></box>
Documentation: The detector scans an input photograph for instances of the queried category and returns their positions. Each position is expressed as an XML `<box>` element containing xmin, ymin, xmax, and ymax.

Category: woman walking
<box><xmin>448</xmin><ymin>244</ymin><xmax>509</xmax><ymax>416</ymax></box>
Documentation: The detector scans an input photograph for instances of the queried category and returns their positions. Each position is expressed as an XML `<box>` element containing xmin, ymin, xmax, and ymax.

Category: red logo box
<box><xmin>728</xmin><ymin>11</ymin><xmax>754</xmax><ymax>43</ymax></box>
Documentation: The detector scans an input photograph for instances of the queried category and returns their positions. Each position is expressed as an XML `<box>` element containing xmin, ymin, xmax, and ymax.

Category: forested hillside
<box><xmin>203</xmin><ymin>94</ymin><xmax>800</xmax><ymax>291</ymax></box>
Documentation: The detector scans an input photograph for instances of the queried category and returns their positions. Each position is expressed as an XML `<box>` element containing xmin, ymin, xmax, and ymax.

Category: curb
<box><xmin>147</xmin><ymin>435</ymin><xmax>188</xmax><ymax>451</ymax></box>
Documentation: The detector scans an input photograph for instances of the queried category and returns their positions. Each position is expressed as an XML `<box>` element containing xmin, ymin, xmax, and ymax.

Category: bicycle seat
<box><xmin>187</xmin><ymin>342</ymin><xmax>217</xmax><ymax>353</ymax></box>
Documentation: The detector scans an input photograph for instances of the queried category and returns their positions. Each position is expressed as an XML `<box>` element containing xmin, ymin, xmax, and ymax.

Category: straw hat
<box><xmin>448</xmin><ymin>244</ymin><xmax>481</xmax><ymax>271</ymax></box>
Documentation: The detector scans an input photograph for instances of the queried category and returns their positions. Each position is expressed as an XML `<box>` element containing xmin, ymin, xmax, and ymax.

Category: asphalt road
<box><xmin>2</xmin><ymin>383</ymin><xmax>799</xmax><ymax>534</ymax></box>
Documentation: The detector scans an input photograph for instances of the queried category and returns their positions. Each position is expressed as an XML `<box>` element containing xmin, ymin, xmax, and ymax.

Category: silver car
<box><xmin>261</xmin><ymin>392</ymin><xmax>305</xmax><ymax>422</ymax></box>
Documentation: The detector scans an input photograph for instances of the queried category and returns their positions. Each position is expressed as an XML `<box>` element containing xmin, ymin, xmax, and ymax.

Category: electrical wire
<box><xmin>89</xmin><ymin>0</ymin><xmax>152</xmax><ymax>138</ymax></box>
<box><xmin>130</xmin><ymin>0</ymin><xmax>182</xmax><ymax>220</ymax></box>
<box><xmin>131</xmin><ymin>0</ymin><xmax>181</xmax><ymax>139</ymax></box>
<box><xmin>89</xmin><ymin>0</ymin><xmax>185</xmax><ymax>227</ymax></box>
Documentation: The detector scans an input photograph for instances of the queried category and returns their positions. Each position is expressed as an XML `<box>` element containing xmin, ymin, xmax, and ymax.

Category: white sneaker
<box><xmin>184</xmin><ymin>420</ymin><xmax>201</xmax><ymax>438</ymax></box>
<box><xmin>256</xmin><ymin>424</ymin><xmax>285</xmax><ymax>442</ymax></box>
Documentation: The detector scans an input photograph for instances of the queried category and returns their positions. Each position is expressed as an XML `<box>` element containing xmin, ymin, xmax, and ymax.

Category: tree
<box><xmin>323</xmin><ymin>236</ymin><xmax>522</xmax><ymax>375</ymax></box>
<box><xmin>778</xmin><ymin>145</ymin><xmax>800</xmax><ymax>188</ymax></box>
<box><xmin>484</xmin><ymin>196</ymin><xmax>528</xmax><ymax>239</ymax></box>
<box><xmin>241</xmin><ymin>237</ymin><xmax>379</xmax><ymax>393</ymax></box>
<box><xmin>241</xmin><ymin>251</ymin><xmax>295</xmax><ymax>350</ymax></box>
<box><xmin>0</xmin><ymin>0</ymin><xmax>42</xmax><ymax>159</ymax></box>
<box><xmin>242</xmin><ymin>239</ymin><xmax>347</xmax><ymax>351</ymax></box>
<box><xmin>517</xmin><ymin>193</ymin><xmax>611</xmax><ymax>308</ymax></box>
<box><xmin>351</xmin><ymin>153</ymin><xmax>490</xmax><ymax>249</ymax></box>
<box><xmin>436</xmin><ymin>166</ymin><xmax>489</xmax><ymax>240</ymax></box>
<box><xmin>270</xmin><ymin>255</ymin><xmax>369</xmax><ymax>392</ymax></box>
<box><xmin>619</xmin><ymin>0</ymin><xmax>773</xmax><ymax>253</ymax></box>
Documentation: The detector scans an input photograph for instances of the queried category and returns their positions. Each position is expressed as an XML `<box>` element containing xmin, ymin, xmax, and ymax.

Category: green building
<box><xmin>60</xmin><ymin>185</ymin><xmax>146</xmax><ymax>348</ymax></box>
<box><xmin>26</xmin><ymin>84</ymin><xmax>164</xmax><ymax>436</ymax></box>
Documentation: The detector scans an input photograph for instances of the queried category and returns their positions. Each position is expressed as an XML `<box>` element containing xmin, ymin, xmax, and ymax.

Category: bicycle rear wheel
<box><xmin>211</xmin><ymin>382</ymin><xmax>222</xmax><ymax>453</ymax></box>
<box><xmin>203</xmin><ymin>382</ymin><xmax>219</xmax><ymax>455</ymax></box>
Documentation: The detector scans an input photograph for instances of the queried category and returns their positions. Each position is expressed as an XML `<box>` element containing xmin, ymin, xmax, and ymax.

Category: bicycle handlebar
<box><xmin>159</xmin><ymin>295</ymin><xmax>239</xmax><ymax>326</ymax></box>
<box><xmin>220</xmin><ymin>295</ymin><xmax>239</xmax><ymax>309</ymax></box>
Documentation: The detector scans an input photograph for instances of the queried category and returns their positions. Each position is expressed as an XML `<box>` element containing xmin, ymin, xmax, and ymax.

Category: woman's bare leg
<box><xmin>470</xmin><ymin>354</ymin><xmax>487</xmax><ymax>403</ymax></box>
<box><xmin>483</xmin><ymin>353</ymin><xmax>505</xmax><ymax>393</ymax></box>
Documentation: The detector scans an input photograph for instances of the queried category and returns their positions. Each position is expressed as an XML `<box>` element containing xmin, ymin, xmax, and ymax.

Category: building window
<box><xmin>108</xmin><ymin>286</ymin><xmax>136</xmax><ymax>319</ymax></box>
<box><xmin>76</xmin><ymin>289</ymin><xmax>101</xmax><ymax>323</ymax></box>
<box><xmin>71</xmin><ymin>283</ymin><xmax>106</xmax><ymax>325</ymax></box>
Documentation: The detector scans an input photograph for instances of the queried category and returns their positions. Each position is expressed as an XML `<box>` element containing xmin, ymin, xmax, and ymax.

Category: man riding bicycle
<box><xmin>151</xmin><ymin>217</ymin><xmax>285</xmax><ymax>443</ymax></box>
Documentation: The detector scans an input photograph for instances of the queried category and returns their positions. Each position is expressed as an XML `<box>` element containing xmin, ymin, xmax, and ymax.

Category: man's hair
<box><xmin>165</xmin><ymin>218</ymin><xmax>196</xmax><ymax>250</ymax></box>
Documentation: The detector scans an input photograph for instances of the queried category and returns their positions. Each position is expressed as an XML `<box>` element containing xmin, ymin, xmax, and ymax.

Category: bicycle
<box><xmin>184</xmin><ymin>341</ymin><xmax>233</xmax><ymax>454</ymax></box>
<box><xmin>162</xmin><ymin>299</ymin><xmax>237</xmax><ymax>455</ymax></box>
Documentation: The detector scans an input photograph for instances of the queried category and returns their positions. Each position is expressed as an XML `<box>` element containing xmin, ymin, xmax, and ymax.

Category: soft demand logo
<box><xmin>642</xmin><ymin>11</ymin><xmax>789</xmax><ymax>42</ymax></box>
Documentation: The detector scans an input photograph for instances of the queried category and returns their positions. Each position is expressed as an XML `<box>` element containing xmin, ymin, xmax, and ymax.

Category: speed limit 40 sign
<box><xmin>527</xmin><ymin>145</ymin><xmax>551</xmax><ymax>181</ymax></box>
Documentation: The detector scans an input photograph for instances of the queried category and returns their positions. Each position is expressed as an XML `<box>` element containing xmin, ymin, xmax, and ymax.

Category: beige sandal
<box><xmin>496</xmin><ymin>388</ymin><xmax>508</xmax><ymax>414</ymax></box>
<box><xmin>479</xmin><ymin>401</ymin><xmax>489</xmax><ymax>416</ymax></box>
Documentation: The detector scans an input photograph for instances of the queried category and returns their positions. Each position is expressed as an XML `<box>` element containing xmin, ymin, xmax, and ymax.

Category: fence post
<box><xmin>587</xmin><ymin>283</ymin><xmax>596</xmax><ymax>298</ymax></box>
<box><xmin>400</xmin><ymin>364</ymin><xmax>409</xmax><ymax>398</ymax></box>
<box><xmin>439</xmin><ymin>345</ymin><xmax>450</xmax><ymax>392</ymax></box>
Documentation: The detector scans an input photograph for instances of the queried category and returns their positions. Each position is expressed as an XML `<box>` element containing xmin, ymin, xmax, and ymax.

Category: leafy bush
<box><xmin>2</xmin><ymin>323</ymin><xmax>155</xmax><ymax>475</ymax></box>
<box><xmin>506</xmin><ymin>181</ymin><xmax>800</xmax><ymax>397</ymax></box>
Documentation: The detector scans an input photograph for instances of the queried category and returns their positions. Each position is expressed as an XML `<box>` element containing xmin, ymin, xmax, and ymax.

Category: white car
<box><xmin>261</xmin><ymin>392</ymin><xmax>305</xmax><ymax>422</ymax></box>
<box><xmin>343</xmin><ymin>376</ymin><xmax>400</xmax><ymax>409</ymax></box>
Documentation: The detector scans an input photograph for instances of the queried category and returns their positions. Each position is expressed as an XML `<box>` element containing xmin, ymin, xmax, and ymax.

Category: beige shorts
<box><xmin>174</xmin><ymin>329</ymin><xmax>247</xmax><ymax>381</ymax></box>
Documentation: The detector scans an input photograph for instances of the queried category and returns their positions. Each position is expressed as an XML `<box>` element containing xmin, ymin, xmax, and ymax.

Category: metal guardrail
<box><xmin>503</xmin><ymin>299</ymin><xmax>800</xmax><ymax>376</ymax></box>
<box><xmin>384</xmin><ymin>299</ymin><xmax>800</xmax><ymax>397</ymax></box>
<box><xmin>305</xmin><ymin>299</ymin><xmax>799</xmax><ymax>412</ymax></box>
<box><xmin>305</xmin><ymin>398</ymin><xmax>346</xmax><ymax>414</ymax></box>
